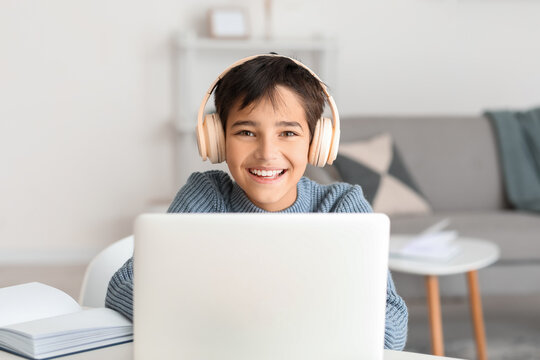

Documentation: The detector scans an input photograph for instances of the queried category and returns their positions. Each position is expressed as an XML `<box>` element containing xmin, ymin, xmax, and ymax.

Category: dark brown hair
<box><xmin>213</xmin><ymin>55</ymin><xmax>327</xmax><ymax>141</ymax></box>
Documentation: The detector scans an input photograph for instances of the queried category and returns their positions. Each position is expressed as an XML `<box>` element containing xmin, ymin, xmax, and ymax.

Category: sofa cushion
<box><xmin>339</xmin><ymin>116</ymin><xmax>506</xmax><ymax>211</ymax></box>
<box><xmin>333</xmin><ymin>133</ymin><xmax>431</xmax><ymax>216</ymax></box>
<box><xmin>389</xmin><ymin>211</ymin><xmax>540</xmax><ymax>261</ymax></box>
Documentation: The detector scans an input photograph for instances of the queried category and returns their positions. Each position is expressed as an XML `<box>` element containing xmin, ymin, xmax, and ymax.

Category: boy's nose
<box><xmin>255</xmin><ymin>136</ymin><xmax>278</xmax><ymax>160</ymax></box>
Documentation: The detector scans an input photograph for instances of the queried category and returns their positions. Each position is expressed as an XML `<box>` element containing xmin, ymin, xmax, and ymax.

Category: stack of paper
<box><xmin>390</xmin><ymin>219</ymin><xmax>461</xmax><ymax>261</ymax></box>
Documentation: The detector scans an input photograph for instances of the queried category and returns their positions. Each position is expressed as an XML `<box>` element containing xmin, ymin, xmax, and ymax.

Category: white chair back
<box><xmin>79</xmin><ymin>235</ymin><xmax>134</xmax><ymax>307</ymax></box>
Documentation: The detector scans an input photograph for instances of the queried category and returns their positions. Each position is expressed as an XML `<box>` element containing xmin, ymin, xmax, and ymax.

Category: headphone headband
<box><xmin>197</xmin><ymin>54</ymin><xmax>340</xmax><ymax>166</ymax></box>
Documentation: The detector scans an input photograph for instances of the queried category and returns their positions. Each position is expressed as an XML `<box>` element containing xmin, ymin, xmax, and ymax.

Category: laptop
<box><xmin>133</xmin><ymin>213</ymin><xmax>389</xmax><ymax>360</ymax></box>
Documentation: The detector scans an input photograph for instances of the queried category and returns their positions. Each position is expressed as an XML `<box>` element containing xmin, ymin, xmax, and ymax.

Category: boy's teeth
<box><xmin>250</xmin><ymin>169</ymin><xmax>284</xmax><ymax>177</ymax></box>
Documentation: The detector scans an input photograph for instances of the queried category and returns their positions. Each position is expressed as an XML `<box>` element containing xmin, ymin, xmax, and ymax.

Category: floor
<box><xmin>2</xmin><ymin>266</ymin><xmax>539</xmax><ymax>359</ymax></box>
<box><xmin>404</xmin><ymin>294</ymin><xmax>540</xmax><ymax>360</ymax></box>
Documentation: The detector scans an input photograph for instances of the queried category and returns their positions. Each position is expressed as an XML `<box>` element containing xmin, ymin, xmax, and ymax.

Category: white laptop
<box><xmin>133</xmin><ymin>213</ymin><xmax>389</xmax><ymax>360</ymax></box>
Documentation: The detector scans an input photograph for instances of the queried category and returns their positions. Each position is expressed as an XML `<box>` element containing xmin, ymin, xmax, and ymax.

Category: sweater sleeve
<box><xmin>384</xmin><ymin>271</ymin><xmax>409</xmax><ymax>350</ymax></box>
<box><xmin>104</xmin><ymin>258</ymin><xmax>134</xmax><ymax>321</ymax></box>
<box><xmin>334</xmin><ymin>184</ymin><xmax>409</xmax><ymax>350</ymax></box>
<box><xmin>104</xmin><ymin>171</ymin><xmax>229</xmax><ymax>320</ymax></box>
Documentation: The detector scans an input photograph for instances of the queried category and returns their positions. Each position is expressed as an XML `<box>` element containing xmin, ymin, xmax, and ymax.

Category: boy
<box><xmin>105</xmin><ymin>54</ymin><xmax>408</xmax><ymax>350</ymax></box>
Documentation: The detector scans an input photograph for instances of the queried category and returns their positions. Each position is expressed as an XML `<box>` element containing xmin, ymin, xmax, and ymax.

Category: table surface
<box><xmin>389</xmin><ymin>236</ymin><xmax>500</xmax><ymax>275</ymax></box>
<box><xmin>0</xmin><ymin>343</ymin><xmax>464</xmax><ymax>360</ymax></box>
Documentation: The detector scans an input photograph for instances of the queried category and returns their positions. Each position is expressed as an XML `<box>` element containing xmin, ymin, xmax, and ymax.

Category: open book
<box><xmin>390</xmin><ymin>218</ymin><xmax>461</xmax><ymax>261</ymax></box>
<box><xmin>0</xmin><ymin>282</ymin><xmax>132</xmax><ymax>360</ymax></box>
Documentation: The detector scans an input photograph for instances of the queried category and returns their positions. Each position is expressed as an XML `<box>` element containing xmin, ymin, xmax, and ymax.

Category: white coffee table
<box><xmin>389</xmin><ymin>236</ymin><xmax>500</xmax><ymax>360</ymax></box>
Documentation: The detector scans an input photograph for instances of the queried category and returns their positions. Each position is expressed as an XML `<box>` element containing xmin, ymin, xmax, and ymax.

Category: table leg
<box><xmin>467</xmin><ymin>270</ymin><xmax>488</xmax><ymax>360</ymax></box>
<box><xmin>426</xmin><ymin>275</ymin><xmax>444</xmax><ymax>356</ymax></box>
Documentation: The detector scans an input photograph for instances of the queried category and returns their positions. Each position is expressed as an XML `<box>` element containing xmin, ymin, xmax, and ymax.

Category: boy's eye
<box><xmin>236</xmin><ymin>130</ymin><xmax>254</xmax><ymax>137</ymax></box>
<box><xmin>281</xmin><ymin>131</ymin><xmax>297</xmax><ymax>137</ymax></box>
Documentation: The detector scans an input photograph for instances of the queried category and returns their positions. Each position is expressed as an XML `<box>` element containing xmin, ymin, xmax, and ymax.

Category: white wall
<box><xmin>1</xmin><ymin>0</ymin><xmax>539</xmax><ymax>263</ymax></box>
<box><xmin>272</xmin><ymin>0</ymin><xmax>540</xmax><ymax>114</ymax></box>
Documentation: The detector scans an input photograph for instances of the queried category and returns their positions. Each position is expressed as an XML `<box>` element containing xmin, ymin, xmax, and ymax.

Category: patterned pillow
<box><xmin>333</xmin><ymin>133</ymin><xmax>431</xmax><ymax>215</ymax></box>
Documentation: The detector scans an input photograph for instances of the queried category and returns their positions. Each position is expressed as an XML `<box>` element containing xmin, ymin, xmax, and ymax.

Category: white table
<box><xmin>0</xmin><ymin>343</ymin><xmax>465</xmax><ymax>359</ymax></box>
<box><xmin>389</xmin><ymin>236</ymin><xmax>500</xmax><ymax>360</ymax></box>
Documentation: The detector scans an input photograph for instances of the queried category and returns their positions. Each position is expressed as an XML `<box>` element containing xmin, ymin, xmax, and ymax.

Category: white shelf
<box><xmin>175</xmin><ymin>35</ymin><xmax>336</xmax><ymax>52</ymax></box>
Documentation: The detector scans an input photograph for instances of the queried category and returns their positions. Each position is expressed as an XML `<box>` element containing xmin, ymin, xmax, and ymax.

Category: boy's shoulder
<box><xmin>168</xmin><ymin>170</ymin><xmax>233</xmax><ymax>213</ymax></box>
<box><xmin>301</xmin><ymin>176</ymin><xmax>362</xmax><ymax>195</ymax></box>
<box><xmin>300</xmin><ymin>177</ymin><xmax>372</xmax><ymax>213</ymax></box>
<box><xmin>185</xmin><ymin>170</ymin><xmax>235</xmax><ymax>198</ymax></box>
<box><xmin>187</xmin><ymin>169</ymin><xmax>232</xmax><ymax>186</ymax></box>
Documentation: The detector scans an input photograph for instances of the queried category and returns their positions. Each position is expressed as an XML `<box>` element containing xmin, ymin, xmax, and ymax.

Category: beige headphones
<box><xmin>196</xmin><ymin>54</ymin><xmax>340</xmax><ymax>167</ymax></box>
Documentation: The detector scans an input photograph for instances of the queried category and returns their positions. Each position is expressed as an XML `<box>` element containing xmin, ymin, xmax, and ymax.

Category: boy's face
<box><xmin>225</xmin><ymin>85</ymin><xmax>310</xmax><ymax>212</ymax></box>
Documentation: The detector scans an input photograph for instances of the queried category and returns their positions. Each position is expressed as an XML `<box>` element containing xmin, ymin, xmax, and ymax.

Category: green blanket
<box><xmin>485</xmin><ymin>107</ymin><xmax>540</xmax><ymax>212</ymax></box>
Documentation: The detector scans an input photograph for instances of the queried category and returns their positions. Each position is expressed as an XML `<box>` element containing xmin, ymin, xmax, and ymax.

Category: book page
<box><xmin>0</xmin><ymin>282</ymin><xmax>81</xmax><ymax>327</ymax></box>
<box><xmin>3</xmin><ymin>308</ymin><xmax>132</xmax><ymax>339</ymax></box>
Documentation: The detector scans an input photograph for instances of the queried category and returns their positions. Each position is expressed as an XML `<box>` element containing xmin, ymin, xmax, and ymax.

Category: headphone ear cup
<box><xmin>196</xmin><ymin>117</ymin><xmax>208</xmax><ymax>161</ymax></box>
<box><xmin>308</xmin><ymin>119</ymin><xmax>322</xmax><ymax>166</ymax></box>
<box><xmin>204</xmin><ymin>114</ymin><xmax>217</xmax><ymax>163</ymax></box>
<box><xmin>327</xmin><ymin>126</ymin><xmax>340</xmax><ymax>165</ymax></box>
<box><xmin>214</xmin><ymin>114</ymin><xmax>226</xmax><ymax>163</ymax></box>
<box><xmin>317</xmin><ymin>117</ymin><xmax>333</xmax><ymax>167</ymax></box>
<box><xmin>204</xmin><ymin>113</ymin><xmax>226</xmax><ymax>164</ymax></box>
<box><xmin>309</xmin><ymin>118</ymin><xmax>334</xmax><ymax>167</ymax></box>
<box><xmin>197</xmin><ymin>114</ymin><xmax>221</xmax><ymax>164</ymax></box>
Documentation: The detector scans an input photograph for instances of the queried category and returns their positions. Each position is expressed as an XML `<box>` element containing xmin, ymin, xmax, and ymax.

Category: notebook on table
<box><xmin>0</xmin><ymin>282</ymin><xmax>132</xmax><ymax>360</ymax></box>
<box><xmin>133</xmin><ymin>213</ymin><xmax>390</xmax><ymax>360</ymax></box>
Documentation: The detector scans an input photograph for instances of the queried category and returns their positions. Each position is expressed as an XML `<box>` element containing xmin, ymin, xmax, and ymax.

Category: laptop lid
<box><xmin>133</xmin><ymin>213</ymin><xmax>389</xmax><ymax>360</ymax></box>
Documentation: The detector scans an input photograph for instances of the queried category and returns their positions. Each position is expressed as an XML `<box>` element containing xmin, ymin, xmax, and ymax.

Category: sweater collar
<box><xmin>230</xmin><ymin>177</ymin><xmax>312</xmax><ymax>213</ymax></box>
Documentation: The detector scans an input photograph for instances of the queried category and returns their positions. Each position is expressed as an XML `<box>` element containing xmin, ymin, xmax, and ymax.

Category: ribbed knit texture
<box><xmin>105</xmin><ymin>170</ymin><xmax>408</xmax><ymax>350</ymax></box>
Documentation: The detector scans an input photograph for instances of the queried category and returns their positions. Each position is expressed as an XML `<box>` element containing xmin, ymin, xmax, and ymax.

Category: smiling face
<box><xmin>225</xmin><ymin>85</ymin><xmax>311</xmax><ymax>212</ymax></box>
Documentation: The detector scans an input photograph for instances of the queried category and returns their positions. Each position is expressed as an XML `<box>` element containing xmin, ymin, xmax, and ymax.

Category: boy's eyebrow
<box><xmin>230</xmin><ymin>120</ymin><xmax>257</xmax><ymax>128</ymax></box>
<box><xmin>230</xmin><ymin>120</ymin><xmax>304</xmax><ymax>129</ymax></box>
<box><xmin>276</xmin><ymin>121</ymin><xmax>303</xmax><ymax>129</ymax></box>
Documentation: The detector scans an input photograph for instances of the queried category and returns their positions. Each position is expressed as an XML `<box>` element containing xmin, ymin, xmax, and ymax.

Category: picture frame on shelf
<box><xmin>207</xmin><ymin>8</ymin><xmax>250</xmax><ymax>39</ymax></box>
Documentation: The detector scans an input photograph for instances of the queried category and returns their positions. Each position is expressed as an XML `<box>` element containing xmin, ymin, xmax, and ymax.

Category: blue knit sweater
<box><xmin>105</xmin><ymin>170</ymin><xmax>408</xmax><ymax>350</ymax></box>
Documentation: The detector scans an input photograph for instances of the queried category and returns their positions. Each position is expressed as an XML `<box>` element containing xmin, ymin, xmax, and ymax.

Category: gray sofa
<box><xmin>305</xmin><ymin>115</ymin><xmax>540</xmax><ymax>298</ymax></box>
